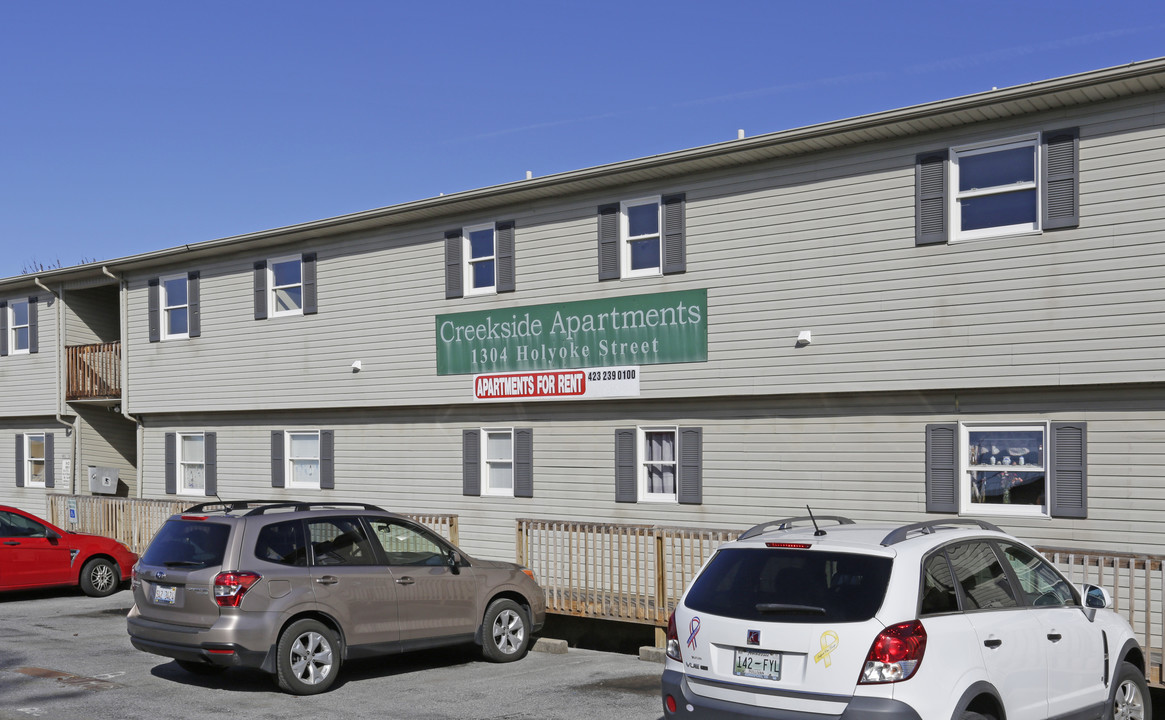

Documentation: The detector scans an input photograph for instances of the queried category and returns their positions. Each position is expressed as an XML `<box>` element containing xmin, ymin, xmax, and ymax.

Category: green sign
<box><xmin>436</xmin><ymin>289</ymin><xmax>708</xmax><ymax>375</ymax></box>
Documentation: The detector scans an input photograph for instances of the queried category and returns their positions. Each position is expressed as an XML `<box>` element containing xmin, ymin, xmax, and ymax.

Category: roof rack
<box><xmin>880</xmin><ymin>518</ymin><xmax>1003</xmax><ymax>547</ymax></box>
<box><xmin>739</xmin><ymin>516</ymin><xmax>855</xmax><ymax>540</ymax></box>
<box><xmin>182</xmin><ymin>500</ymin><xmax>386</xmax><ymax>516</ymax></box>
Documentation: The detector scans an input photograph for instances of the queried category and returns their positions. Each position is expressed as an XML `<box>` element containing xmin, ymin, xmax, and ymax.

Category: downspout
<box><xmin>36</xmin><ymin>277</ymin><xmax>77</xmax><ymax>494</ymax></box>
<box><xmin>103</xmin><ymin>266</ymin><xmax>144</xmax><ymax>498</ymax></box>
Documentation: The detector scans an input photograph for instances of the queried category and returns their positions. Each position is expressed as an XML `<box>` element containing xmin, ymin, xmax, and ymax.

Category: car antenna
<box><xmin>806</xmin><ymin>505</ymin><xmax>826</xmax><ymax>536</ymax></box>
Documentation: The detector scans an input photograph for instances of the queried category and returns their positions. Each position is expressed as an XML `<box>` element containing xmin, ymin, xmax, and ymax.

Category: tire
<box><xmin>176</xmin><ymin>659</ymin><xmax>228</xmax><ymax>676</ymax></box>
<box><xmin>79</xmin><ymin>558</ymin><xmax>119</xmax><ymax>597</ymax></box>
<box><xmin>1109</xmin><ymin>661</ymin><xmax>1151</xmax><ymax>720</ymax></box>
<box><xmin>275</xmin><ymin>619</ymin><xmax>340</xmax><ymax>695</ymax></box>
<box><xmin>481</xmin><ymin>599</ymin><xmax>530</xmax><ymax>662</ymax></box>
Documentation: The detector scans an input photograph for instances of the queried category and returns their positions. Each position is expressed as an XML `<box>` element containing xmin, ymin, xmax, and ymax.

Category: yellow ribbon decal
<box><xmin>814</xmin><ymin>631</ymin><xmax>839</xmax><ymax>667</ymax></box>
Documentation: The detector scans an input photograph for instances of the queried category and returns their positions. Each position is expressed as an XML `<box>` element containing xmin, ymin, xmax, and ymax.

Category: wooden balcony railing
<box><xmin>66</xmin><ymin>342</ymin><xmax>121</xmax><ymax>400</ymax></box>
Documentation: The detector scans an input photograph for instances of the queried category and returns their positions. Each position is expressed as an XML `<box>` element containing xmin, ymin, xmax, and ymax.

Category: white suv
<box><xmin>662</xmin><ymin>516</ymin><xmax>1150</xmax><ymax>720</ymax></box>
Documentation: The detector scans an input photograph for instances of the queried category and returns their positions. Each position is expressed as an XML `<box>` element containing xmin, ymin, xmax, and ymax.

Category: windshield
<box><xmin>141</xmin><ymin>519</ymin><xmax>231</xmax><ymax>569</ymax></box>
<box><xmin>685</xmin><ymin>548</ymin><xmax>893</xmax><ymax>623</ymax></box>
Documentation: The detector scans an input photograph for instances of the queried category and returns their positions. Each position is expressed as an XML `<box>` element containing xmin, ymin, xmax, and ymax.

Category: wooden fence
<box><xmin>517</xmin><ymin>517</ymin><xmax>1165</xmax><ymax>682</ymax></box>
<box><xmin>66</xmin><ymin>342</ymin><xmax>121</xmax><ymax>400</ymax></box>
<box><xmin>45</xmin><ymin>494</ymin><xmax>459</xmax><ymax>555</ymax></box>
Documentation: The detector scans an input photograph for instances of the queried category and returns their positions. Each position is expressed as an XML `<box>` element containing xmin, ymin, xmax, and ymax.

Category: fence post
<box><xmin>655</xmin><ymin>530</ymin><xmax>667</xmax><ymax>647</ymax></box>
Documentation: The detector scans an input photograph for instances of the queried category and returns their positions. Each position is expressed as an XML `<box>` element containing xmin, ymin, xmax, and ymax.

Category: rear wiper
<box><xmin>756</xmin><ymin>603</ymin><xmax>826</xmax><ymax>614</ymax></box>
<box><xmin>162</xmin><ymin>560</ymin><xmax>204</xmax><ymax>567</ymax></box>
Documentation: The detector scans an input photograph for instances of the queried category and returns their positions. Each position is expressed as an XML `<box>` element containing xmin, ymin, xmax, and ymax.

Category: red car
<box><xmin>0</xmin><ymin>504</ymin><xmax>138</xmax><ymax>597</ymax></box>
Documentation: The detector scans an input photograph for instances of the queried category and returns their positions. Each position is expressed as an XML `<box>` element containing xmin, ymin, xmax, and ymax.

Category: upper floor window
<box><xmin>621</xmin><ymin>197</ymin><xmax>662</xmax><ymax>278</ymax></box>
<box><xmin>951</xmin><ymin>135</ymin><xmax>1038</xmax><ymax>241</ymax></box>
<box><xmin>444</xmin><ymin>222</ymin><xmax>515</xmax><ymax>299</ymax></box>
<box><xmin>253</xmin><ymin>253</ymin><xmax>317</xmax><ymax>320</ymax></box>
<box><xmin>162</xmin><ymin>274</ymin><xmax>189</xmax><ymax>339</ymax></box>
<box><xmin>9</xmin><ymin>299</ymin><xmax>30</xmax><ymax>354</ymax></box>
<box><xmin>598</xmin><ymin>194</ymin><xmax>686</xmax><ymax>281</ymax></box>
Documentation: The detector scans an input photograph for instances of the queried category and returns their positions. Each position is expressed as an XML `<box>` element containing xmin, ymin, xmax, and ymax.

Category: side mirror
<box><xmin>1080</xmin><ymin>583</ymin><xmax>1111</xmax><ymax>609</ymax></box>
<box><xmin>447</xmin><ymin>551</ymin><xmax>463</xmax><ymax>574</ymax></box>
<box><xmin>46</xmin><ymin>528</ymin><xmax>62</xmax><ymax>543</ymax></box>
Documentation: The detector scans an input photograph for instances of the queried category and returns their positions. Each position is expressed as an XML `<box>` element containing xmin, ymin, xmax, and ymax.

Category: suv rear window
<box><xmin>141</xmin><ymin>519</ymin><xmax>231</xmax><ymax>569</ymax></box>
<box><xmin>684</xmin><ymin>548</ymin><xmax>893</xmax><ymax>623</ymax></box>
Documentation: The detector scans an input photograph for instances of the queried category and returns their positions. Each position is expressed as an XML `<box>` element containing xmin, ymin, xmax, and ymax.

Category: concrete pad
<box><xmin>639</xmin><ymin>646</ymin><xmax>666</xmax><ymax>663</ymax></box>
<box><xmin>532</xmin><ymin>637</ymin><xmax>569</xmax><ymax>654</ymax></box>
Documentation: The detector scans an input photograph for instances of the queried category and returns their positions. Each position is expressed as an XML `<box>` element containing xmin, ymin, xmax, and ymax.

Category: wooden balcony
<box><xmin>66</xmin><ymin>342</ymin><xmax>121</xmax><ymax>400</ymax></box>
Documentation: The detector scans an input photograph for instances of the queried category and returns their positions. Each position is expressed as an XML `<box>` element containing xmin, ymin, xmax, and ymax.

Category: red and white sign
<box><xmin>473</xmin><ymin>366</ymin><xmax>640</xmax><ymax>402</ymax></box>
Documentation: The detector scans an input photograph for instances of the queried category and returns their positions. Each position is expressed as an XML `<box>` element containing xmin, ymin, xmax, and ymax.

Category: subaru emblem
<box><xmin>154</xmin><ymin>570</ymin><xmax>167</xmax><ymax>580</ymax></box>
<box><xmin>747</xmin><ymin>629</ymin><xmax>760</xmax><ymax>646</ymax></box>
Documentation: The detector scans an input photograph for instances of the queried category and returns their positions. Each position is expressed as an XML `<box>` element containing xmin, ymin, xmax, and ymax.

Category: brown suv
<box><xmin>126</xmin><ymin>501</ymin><xmax>546</xmax><ymax>694</ymax></box>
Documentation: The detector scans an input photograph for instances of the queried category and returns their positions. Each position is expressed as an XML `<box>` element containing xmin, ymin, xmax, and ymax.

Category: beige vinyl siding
<box><xmin>121</xmin><ymin>92</ymin><xmax>1165</xmax><ymax>414</ymax></box>
<box><xmin>74</xmin><ymin>405</ymin><xmax>137</xmax><ymax>496</ymax></box>
<box><xmin>138</xmin><ymin>384</ymin><xmax>1165</xmax><ymax>561</ymax></box>
<box><xmin>0</xmin><ymin>419</ymin><xmax>64</xmax><ymax>516</ymax></box>
<box><xmin>63</xmin><ymin>285</ymin><xmax>119</xmax><ymax>346</ymax></box>
<box><xmin>0</xmin><ymin>296</ymin><xmax>58</xmax><ymax>417</ymax></box>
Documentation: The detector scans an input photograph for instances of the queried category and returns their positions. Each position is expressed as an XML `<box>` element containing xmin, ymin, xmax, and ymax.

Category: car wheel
<box><xmin>1109</xmin><ymin>661</ymin><xmax>1151</xmax><ymax>720</ymax></box>
<box><xmin>176</xmin><ymin>660</ymin><xmax>228</xmax><ymax>676</ymax></box>
<box><xmin>79</xmin><ymin>558</ymin><xmax>119</xmax><ymax>597</ymax></box>
<box><xmin>960</xmin><ymin>713</ymin><xmax>995</xmax><ymax>720</ymax></box>
<box><xmin>481</xmin><ymin>598</ymin><xmax>530</xmax><ymax>662</ymax></box>
<box><xmin>275</xmin><ymin>619</ymin><xmax>340</xmax><ymax>695</ymax></box>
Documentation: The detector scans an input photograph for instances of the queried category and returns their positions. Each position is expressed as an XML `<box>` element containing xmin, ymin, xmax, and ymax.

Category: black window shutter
<box><xmin>271</xmin><ymin>431</ymin><xmax>285</xmax><ymax>488</ymax></box>
<box><xmin>320</xmin><ymin>429</ymin><xmax>334</xmax><ymax>489</ymax></box>
<box><xmin>916</xmin><ymin>152</ymin><xmax>948</xmax><ymax>246</ymax></box>
<box><xmin>597</xmin><ymin>204</ymin><xmax>620</xmax><ymax>280</ymax></box>
<box><xmin>614</xmin><ymin>428</ymin><xmax>637</xmax><ymax>502</ymax></box>
<box><xmin>302</xmin><ymin>253</ymin><xmax>318</xmax><ymax>315</ymax></box>
<box><xmin>1043</xmin><ymin>128</ymin><xmax>1080</xmax><ymax>230</ymax></box>
<box><xmin>1049</xmin><ymin>422</ymin><xmax>1087</xmax><ymax>518</ymax></box>
<box><xmin>514</xmin><ymin>428</ymin><xmax>533</xmax><ymax>498</ymax></box>
<box><xmin>462</xmin><ymin>429</ymin><xmax>480</xmax><ymax>496</ymax></box>
<box><xmin>28</xmin><ymin>297</ymin><xmax>38</xmax><ymax>354</ymax></box>
<box><xmin>15</xmin><ymin>435</ymin><xmax>24</xmax><ymax>487</ymax></box>
<box><xmin>677</xmin><ymin>427</ymin><xmax>702</xmax><ymax>504</ymax></box>
<box><xmin>43</xmin><ymin>432</ymin><xmax>53</xmax><ymax>487</ymax></box>
<box><xmin>204</xmin><ymin>432</ymin><xmax>217</xmax><ymax>496</ymax></box>
<box><xmin>496</xmin><ymin>221</ymin><xmax>516</xmax><ymax>293</ymax></box>
<box><xmin>164</xmin><ymin>432</ymin><xmax>177</xmax><ymax>495</ymax></box>
<box><xmin>925</xmin><ymin>424</ymin><xmax>958</xmax><ymax>513</ymax></box>
<box><xmin>187</xmin><ymin>272</ymin><xmax>201</xmax><ymax>338</ymax></box>
<box><xmin>253</xmin><ymin>261</ymin><xmax>268</xmax><ymax>320</ymax></box>
<box><xmin>445</xmin><ymin>230</ymin><xmax>464</xmax><ymax>299</ymax></box>
<box><xmin>148</xmin><ymin>279</ymin><xmax>161</xmax><ymax>342</ymax></box>
<box><xmin>0</xmin><ymin>301</ymin><xmax>8</xmax><ymax>356</ymax></box>
<box><xmin>662</xmin><ymin>194</ymin><xmax>687</xmax><ymax>275</ymax></box>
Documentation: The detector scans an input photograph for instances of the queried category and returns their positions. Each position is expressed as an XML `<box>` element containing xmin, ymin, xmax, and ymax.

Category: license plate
<box><xmin>154</xmin><ymin>585</ymin><xmax>177</xmax><ymax>605</ymax></box>
<box><xmin>733</xmin><ymin>648</ymin><xmax>781</xmax><ymax>681</ymax></box>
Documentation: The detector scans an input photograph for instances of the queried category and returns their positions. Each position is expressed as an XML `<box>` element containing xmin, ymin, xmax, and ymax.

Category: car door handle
<box><xmin>983</xmin><ymin>639</ymin><xmax>1002</xmax><ymax>648</ymax></box>
<box><xmin>395</xmin><ymin>576</ymin><xmax>415</xmax><ymax>586</ymax></box>
<box><xmin>315</xmin><ymin>576</ymin><xmax>339</xmax><ymax>586</ymax></box>
<box><xmin>3</xmin><ymin>541</ymin><xmax>18</xmax><ymax>546</ymax></box>
<box><xmin>1047</xmin><ymin>633</ymin><xmax>1062</xmax><ymax>642</ymax></box>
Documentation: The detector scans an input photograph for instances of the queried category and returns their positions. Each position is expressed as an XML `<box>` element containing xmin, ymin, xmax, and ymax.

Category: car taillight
<box><xmin>859</xmin><ymin>620</ymin><xmax>926</xmax><ymax>684</ymax></box>
<box><xmin>213</xmin><ymin>571</ymin><xmax>261</xmax><ymax>608</ymax></box>
<box><xmin>131</xmin><ymin>562</ymin><xmax>141</xmax><ymax>590</ymax></box>
<box><xmin>665</xmin><ymin>611</ymin><xmax>682</xmax><ymax>662</ymax></box>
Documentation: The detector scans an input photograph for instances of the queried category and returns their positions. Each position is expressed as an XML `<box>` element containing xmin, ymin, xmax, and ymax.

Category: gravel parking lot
<box><xmin>0</xmin><ymin>588</ymin><xmax>664</xmax><ymax>720</ymax></box>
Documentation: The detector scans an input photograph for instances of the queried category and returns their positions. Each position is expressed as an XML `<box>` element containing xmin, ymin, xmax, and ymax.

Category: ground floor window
<box><xmin>24</xmin><ymin>433</ymin><xmax>46</xmax><ymax>487</ymax></box>
<box><xmin>177</xmin><ymin>433</ymin><xmax>205</xmax><ymax>495</ymax></box>
<box><xmin>287</xmin><ymin>430</ymin><xmax>321</xmax><ymax>489</ymax></box>
<box><xmin>963</xmin><ymin>423</ymin><xmax>1046</xmax><ymax>515</ymax></box>
<box><xmin>639</xmin><ymin>427</ymin><xmax>677</xmax><ymax>502</ymax></box>
<box><xmin>482</xmin><ymin>428</ymin><xmax>514</xmax><ymax>497</ymax></box>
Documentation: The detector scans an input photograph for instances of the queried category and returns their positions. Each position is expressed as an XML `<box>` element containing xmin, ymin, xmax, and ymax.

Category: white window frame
<box><xmin>950</xmin><ymin>134</ymin><xmax>1041</xmax><ymax>243</ymax></box>
<box><xmin>620</xmin><ymin>196</ymin><xmax>662</xmax><ymax>279</ymax></box>
<box><xmin>463</xmin><ymin>223</ymin><xmax>498</xmax><ymax>297</ymax></box>
<box><xmin>285</xmin><ymin>430</ymin><xmax>321</xmax><ymax>490</ymax></box>
<box><xmin>638</xmin><ymin>425</ymin><xmax>678</xmax><ymax>503</ymax></box>
<box><xmin>268</xmin><ymin>254</ymin><xmax>304</xmax><ymax>318</ymax></box>
<box><xmin>959</xmin><ymin>421</ymin><xmax>1048</xmax><ymax>518</ymax></box>
<box><xmin>24</xmin><ymin>433</ymin><xmax>46</xmax><ymax>488</ymax></box>
<box><xmin>160</xmin><ymin>273</ymin><xmax>189</xmax><ymax>340</ymax></box>
<box><xmin>9</xmin><ymin>299</ymin><xmax>30</xmax><ymax>355</ymax></box>
<box><xmin>176</xmin><ymin>432</ymin><xmax>205</xmax><ymax>496</ymax></box>
<box><xmin>480</xmin><ymin>427</ymin><xmax>514</xmax><ymax>497</ymax></box>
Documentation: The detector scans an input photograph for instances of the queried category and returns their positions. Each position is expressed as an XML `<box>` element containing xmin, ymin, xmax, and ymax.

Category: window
<box><xmin>615</xmin><ymin>426</ymin><xmax>702</xmax><ymax>504</ymax></box>
<box><xmin>255</xmin><ymin>520</ymin><xmax>308</xmax><ymax>566</ymax></box>
<box><xmin>622</xmin><ymin>197</ymin><xmax>662</xmax><ymax>278</ymax></box>
<box><xmin>925</xmin><ymin>422</ymin><xmax>1086</xmax><ymax>519</ymax></box>
<box><xmin>597</xmin><ymin>194</ymin><xmax>686</xmax><ymax>281</ymax></box>
<box><xmin>951</xmin><ymin>135</ymin><xmax>1039</xmax><ymax>241</ymax></box>
<box><xmin>24</xmin><ymin>433</ymin><xmax>46</xmax><ymax>488</ymax></box>
<box><xmin>177</xmin><ymin>433</ymin><xmax>205</xmax><ymax>495</ymax></box>
<box><xmin>162</xmin><ymin>274</ymin><xmax>189</xmax><ymax>339</ymax></box>
<box><xmin>10</xmin><ymin>299</ymin><xmax>30</xmax><ymax>354</ymax></box>
<box><xmin>444</xmin><ymin>222</ymin><xmax>515</xmax><ymax>299</ymax></box>
<box><xmin>308</xmin><ymin>517</ymin><xmax>375</xmax><ymax>566</ymax></box>
<box><xmin>462</xmin><ymin>428</ymin><xmax>532</xmax><ymax>498</ymax></box>
<box><xmin>999</xmin><ymin>542</ymin><xmax>1077</xmax><ymax>608</ymax></box>
<box><xmin>916</xmin><ymin>128</ymin><xmax>1079</xmax><ymax>246</ymax></box>
<box><xmin>945</xmin><ymin>541</ymin><xmax>1019</xmax><ymax>610</ymax></box>
<box><xmin>368</xmin><ymin>519</ymin><xmax>450</xmax><ymax>566</ymax></box>
<box><xmin>0</xmin><ymin>510</ymin><xmax>49</xmax><ymax>538</ymax></box>
<box><xmin>254</xmin><ymin>253</ymin><xmax>317</xmax><ymax>320</ymax></box>
<box><xmin>287</xmin><ymin>430</ymin><xmax>321</xmax><ymax>489</ymax></box>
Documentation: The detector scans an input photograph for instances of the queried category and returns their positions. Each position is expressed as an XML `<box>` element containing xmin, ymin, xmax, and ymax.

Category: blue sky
<box><xmin>2</xmin><ymin>1</ymin><xmax>1163</xmax><ymax>279</ymax></box>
